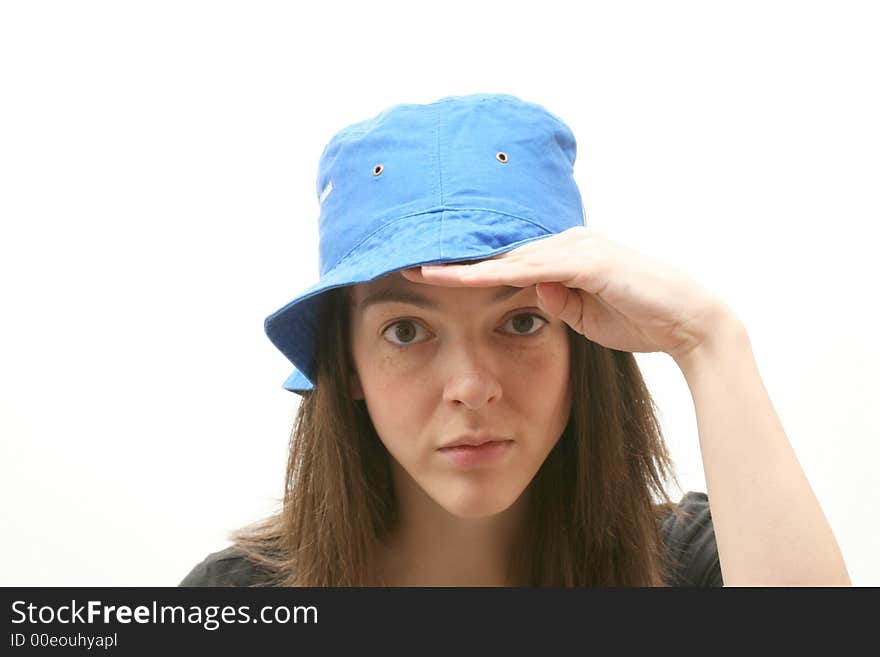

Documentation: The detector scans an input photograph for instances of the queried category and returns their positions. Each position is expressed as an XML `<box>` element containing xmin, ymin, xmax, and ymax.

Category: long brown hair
<box><xmin>229</xmin><ymin>283</ymin><xmax>686</xmax><ymax>586</ymax></box>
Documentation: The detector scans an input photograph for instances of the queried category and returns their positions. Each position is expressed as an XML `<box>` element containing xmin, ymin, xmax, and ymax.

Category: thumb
<box><xmin>536</xmin><ymin>282</ymin><xmax>567</xmax><ymax>317</ymax></box>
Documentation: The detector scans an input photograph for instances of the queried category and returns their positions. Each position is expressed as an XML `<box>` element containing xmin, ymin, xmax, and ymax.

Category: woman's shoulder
<box><xmin>657</xmin><ymin>490</ymin><xmax>724</xmax><ymax>587</ymax></box>
<box><xmin>178</xmin><ymin>545</ymin><xmax>267</xmax><ymax>587</ymax></box>
<box><xmin>180</xmin><ymin>494</ymin><xmax>722</xmax><ymax>587</ymax></box>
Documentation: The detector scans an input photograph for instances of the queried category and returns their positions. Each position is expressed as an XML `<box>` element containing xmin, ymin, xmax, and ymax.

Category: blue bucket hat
<box><xmin>265</xmin><ymin>92</ymin><xmax>587</xmax><ymax>394</ymax></box>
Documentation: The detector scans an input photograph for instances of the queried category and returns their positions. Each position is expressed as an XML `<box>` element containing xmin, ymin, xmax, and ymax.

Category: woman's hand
<box><xmin>400</xmin><ymin>226</ymin><xmax>740</xmax><ymax>363</ymax></box>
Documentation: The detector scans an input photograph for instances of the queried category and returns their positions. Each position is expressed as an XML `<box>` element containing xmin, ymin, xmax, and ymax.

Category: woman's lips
<box><xmin>437</xmin><ymin>440</ymin><xmax>514</xmax><ymax>468</ymax></box>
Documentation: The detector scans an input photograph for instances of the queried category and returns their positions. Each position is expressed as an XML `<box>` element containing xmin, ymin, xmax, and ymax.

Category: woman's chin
<box><xmin>435</xmin><ymin>490</ymin><xmax>521</xmax><ymax>519</ymax></box>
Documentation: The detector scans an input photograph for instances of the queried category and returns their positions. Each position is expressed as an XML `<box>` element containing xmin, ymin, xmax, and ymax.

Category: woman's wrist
<box><xmin>671</xmin><ymin>304</ymin><xmax>751</xmax><ymax>380</ymax></box>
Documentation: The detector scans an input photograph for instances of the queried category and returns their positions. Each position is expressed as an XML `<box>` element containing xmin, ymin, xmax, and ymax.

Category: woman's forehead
<box><xmin>351</xmin><ymin>272</ymin><xmax>532</xmax><ymax>312</ymax></box>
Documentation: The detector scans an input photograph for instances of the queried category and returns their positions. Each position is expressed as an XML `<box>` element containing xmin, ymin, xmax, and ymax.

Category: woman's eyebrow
<box><xmin>358</xmin><ymin>285</ymin><xmax>527</xmax><ymax>313</ymax></box>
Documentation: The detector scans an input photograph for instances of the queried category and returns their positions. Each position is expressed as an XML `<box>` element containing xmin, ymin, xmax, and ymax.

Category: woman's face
<box><xmin>348</xmin><ymin>271</ymin><xmax>572</xmax><ymax>519</ymax></box>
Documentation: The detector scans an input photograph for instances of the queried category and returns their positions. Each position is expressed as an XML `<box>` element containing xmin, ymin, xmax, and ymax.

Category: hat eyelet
<box><xmin>372</xmin><ymin>164</ymin><xmax>384</xmax><ymax>176</ymax></box>
<box><xmin>496</xmin><ymin>151</ymin><xmax>509</xmax><ymax>163</ymax></box>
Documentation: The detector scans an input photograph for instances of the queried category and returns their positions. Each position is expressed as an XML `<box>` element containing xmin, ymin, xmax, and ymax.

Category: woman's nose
<box><xmin>441</xmin><ymin>369</ymin><xmax>503</xmax><ymax>409</ymax></box>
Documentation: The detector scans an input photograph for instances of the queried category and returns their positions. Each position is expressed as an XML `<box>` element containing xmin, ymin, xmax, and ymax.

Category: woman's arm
<box><xmin>673</xmin><ymin>309</ymin><xmax>851</xmax><ymax>586</ymax></box>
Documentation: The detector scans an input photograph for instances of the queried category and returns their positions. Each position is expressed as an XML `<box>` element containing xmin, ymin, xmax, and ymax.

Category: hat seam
<box><xmin>326</xmin><ymin>207</ymin><xmax>553</xmax><ymax>274</ymax></box>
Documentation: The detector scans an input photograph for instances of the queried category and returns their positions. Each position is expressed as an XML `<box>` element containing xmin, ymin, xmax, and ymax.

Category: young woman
<box><xmin>179</xmin><ymin>93</ymin><xmax>850</xmax><ymax>587</ymax></box>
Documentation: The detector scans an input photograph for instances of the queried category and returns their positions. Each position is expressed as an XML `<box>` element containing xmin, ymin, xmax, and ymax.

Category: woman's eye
<box><xmin>381</xmin><ymin>314</ymin><xmax>547</xmax><ymax>347</ymax></box>
<box><xmin>502</xmin><ymin>313</ymin><xmax>548</xmax><ymax>336</ymax></box>
<box><xmin>382</xmin><ymin>320</ymin><xmax>428</xmax><ymax>346</ymax></box>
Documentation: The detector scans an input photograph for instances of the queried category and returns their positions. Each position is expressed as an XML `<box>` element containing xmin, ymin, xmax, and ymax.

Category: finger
<box><xmin>537</xmin><ymin>282</ymin><xmax>619</xmax><ymax>343</ymax></box>
<box><xmin>421</xmin><ymin>250</ymin><xmax>607</xmax><ymax>296</ymax></box>
<box><xmin>399</xmin><ymin>267</ymin><xmax>428</xmax><ymax>283</ymax></box>
<box><xmin>397</xmin><ymin>263</ymin><xmax>502</xmax><ymax>288</ymax></box>
<box><xmin>537</xmin><ymin>282</ymin><xmax>587</xmax><ymax>335</ymax></box>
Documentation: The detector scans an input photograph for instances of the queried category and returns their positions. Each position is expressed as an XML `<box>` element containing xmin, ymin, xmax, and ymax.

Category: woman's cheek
<box><xmin>369</xmin><ymin>350</ymin><xmax>427</xmax><ymax>386</ymax></box>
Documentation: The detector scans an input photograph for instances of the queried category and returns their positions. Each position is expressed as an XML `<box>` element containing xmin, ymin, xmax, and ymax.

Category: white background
<box><xmin>1</xmin><ymin>1</ymin><xmax>877</xmax><ymax>586</ymax></box>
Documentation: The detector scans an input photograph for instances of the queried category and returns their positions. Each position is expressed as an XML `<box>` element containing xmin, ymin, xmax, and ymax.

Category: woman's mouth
<box><xmin>437</xmin><ymin>440</ymin><xmax>514</xmax><ymax>468</ymax></box>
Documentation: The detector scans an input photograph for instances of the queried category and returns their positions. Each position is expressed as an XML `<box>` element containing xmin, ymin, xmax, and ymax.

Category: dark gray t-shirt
<box><xmin>179</xmin><ymin>491</ymin><xmax>723</xmax><ymax>587</ymax></box>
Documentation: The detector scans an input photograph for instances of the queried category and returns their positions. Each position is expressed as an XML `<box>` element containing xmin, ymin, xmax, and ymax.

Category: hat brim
<box><xmin>282</xmin><ymin>368</ymin><xmax>315</xmax><ymax>392</ymax></box>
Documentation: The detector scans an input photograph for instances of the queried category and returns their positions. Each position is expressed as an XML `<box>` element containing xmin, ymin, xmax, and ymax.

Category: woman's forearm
<box><xmin>672</xmin><ymin>311</ymin><xmax>851</xmax><ymax>586</ymax></box>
